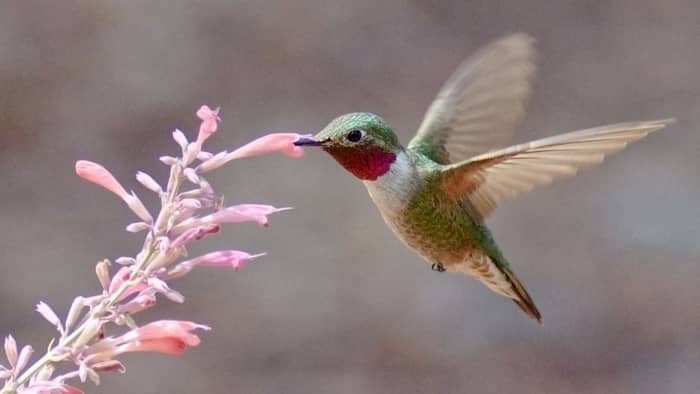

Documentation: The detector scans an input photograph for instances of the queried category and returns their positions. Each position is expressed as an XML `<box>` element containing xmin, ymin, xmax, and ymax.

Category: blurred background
<box><xmin>1</xmin><ymin>1</ymin><xmax>698</xmax><ymax>393</ymax></box>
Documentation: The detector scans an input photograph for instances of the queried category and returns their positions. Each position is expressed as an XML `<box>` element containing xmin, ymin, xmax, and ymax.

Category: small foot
<box><xmin>431</xmin><ymin>263</ymin><xmax>446</xmax><ymax>273</ymax></box>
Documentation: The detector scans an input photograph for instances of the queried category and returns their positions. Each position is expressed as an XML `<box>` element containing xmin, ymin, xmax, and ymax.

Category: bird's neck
<box><xmin>363</xmin><ymin>150</ymin><xmax>419</xmax><ymax>216</ymax></box>
<box><xmin>324</xmin><ymin>145</ymin><xmax>400</xmax><ymax>181</ymax></box>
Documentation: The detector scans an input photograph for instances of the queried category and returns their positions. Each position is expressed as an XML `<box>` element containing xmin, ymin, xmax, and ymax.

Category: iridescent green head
<box><xmin>295</xmin><ymin>113</ymin><xmax>402</xmax><ymax>180</ymax></box>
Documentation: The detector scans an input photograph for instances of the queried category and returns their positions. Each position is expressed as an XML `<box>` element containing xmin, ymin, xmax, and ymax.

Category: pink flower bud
<box><xmin>75</xmin><ymin>161</ymin><xmax>129</xmax><ymax>201</ymax></box>
<box><xmin>159</xmin><ymin>155</ymin><xmax>179</xmax><ymax>165</ymax></box>
<box><xmin>172</xmin><ymin>128</ymin><xmax>188</xmax><ymax>149</ymax></box>
<box><xmin>35</xmin><ymin>302</ymin><xmax>64</xmax><ymax>334</ymax></box>
<box><xmin>4</xmin><ymin>335</ymin><xmax>17</xmax><ymax>368</ymax></box>
<box><xmin>135</xmin><ymin>171</ymin><xmax>162</xmax><ymax>193</ymax></box>
<box><xmin>119</xmin><ymin>291</ymin><xmax>157</xmax><ymax>315</ymax></box>
<box><xmin>126</xmin><ymin>222</ymin><xmax>151</xmax><ymax>233</ymax></box>
<box><xmin>95</xmin><ymin>260</ymin><xmax>111</xmax><ymax>291</ymax></box>
<box><xmin>195</xmin><ymin>105</ymin><xmax>220</xmax><ymax>146</ymax></box>
<box><xmin>124</xmin><ymin>192</ymin><xmax>153</xmax><ymax>223</ymax></box>
<box><xmin>75</xmin><ymin>161</ymin><xmax>153</xmax><ymax>223</ymax></box>
<box><xmin>65</xmin><ymin>297</ymin><xmax>86</xmax><ymax>332</ymax></box>
<box><xmin>15</xmin><ymin>345</ymin><xmax>32</xmax><ymax>375</ymax></box>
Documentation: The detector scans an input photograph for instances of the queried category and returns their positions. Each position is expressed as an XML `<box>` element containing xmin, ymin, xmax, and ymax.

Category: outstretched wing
<box><xmin>440</xmin><ymin>119</ymin><xmax>673</xmax><ymax>222</ymax></box>
<box><xmin>408</xmin><ymin>33</ymin><xmax>536</xmax><ymax>164</ymax></box>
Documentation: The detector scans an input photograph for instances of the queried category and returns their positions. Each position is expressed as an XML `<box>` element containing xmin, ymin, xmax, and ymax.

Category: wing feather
<box><xmin>408</xmin><ymin>33</ymin><xmax>536</xmax><ymax>164</ymax></box>
<box><xmin>440</xmin><ymin>119</ymin><xmax>673</xmax><ymax>221</ymax></box>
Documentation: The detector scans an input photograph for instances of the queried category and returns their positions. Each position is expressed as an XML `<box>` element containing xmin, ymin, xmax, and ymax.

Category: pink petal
<box><xmin>210</xmin><ymin>204</ymin><xmax>291</xmax><ymax>227</ymax></box>
<box><xmin>195</xmin><ymin>105</ymin><xmax>220</xmax><ymax>145</ymax></box>
<box><xmin>119</xmin><ymin>291</ymin><xmax>157</xmax><ymax>314</ymax></box>
<box><xmin>170</xmin><ymin>224</ymin><xmax>220</xmax><ymax>248</ymax></box>
<box><xmin>227</xmin><ymin>133</ymin><xmax>308</xmax><ymax>160</ymax></box>
<box><xmin>186</xmin><ymin>250</ymin><xmax>265</xmax><ymax>271</ymax></box>
<box><xmin>35</xmin><ymin>301</ymin><xmax>63</xmax><ymax>333</ymax></box>
<box><xmin>136</xmin><ymin>171</ymin><xmax>162</xmax><ymax>193</ymax></box>
<box><xmin>75</xmin><ymin>160</ymin><xmax>129</xmax><ymax>200</ymax></box>
<box><xmin>124</xmin><ymin>192</ymin><xmax>154</xmax><ymax>223</ymax></box>
<box><xmin>4</xmin><ymin>335</ymin><xmax>17</xmax><ymax>368</ymax></box>
<box><xmin>95</xmin><ymin>260</ymin><xmax>111</xmax><ymax>291</ymax></box>
<box><xmin>15</xmin><ymin>345</ymin><xmax>33</xmax><ymax>374</ymax></box>
<box><xmin>172</xmin><ymin>129</ymin><xmax>188</xmax><ymax>149</ymax></box>
<box><xmin>119</xmin><ymin>320</ymin><xmax>210</xmax><ymax>346</ymax></box>
<box><xmin>92</xmin><ymin>359</ymin><xmax>126</xmax><ymax>373</ymax></box>
<box><xmin>118</xmin><ymin>337</ymin><xmax>188</xmax><ymax>355</ymax></box>
<box><xmin>85</xmin><ymin>320</ymin><xmax>209</xmax><ymax>362</ymax></box>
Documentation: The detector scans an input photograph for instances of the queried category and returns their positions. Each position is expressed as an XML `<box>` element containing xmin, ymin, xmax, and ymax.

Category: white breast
<box><xmin>362</xmin><ymin>150</ymin><xmax>417</xmax><ymax>217</ymax></box>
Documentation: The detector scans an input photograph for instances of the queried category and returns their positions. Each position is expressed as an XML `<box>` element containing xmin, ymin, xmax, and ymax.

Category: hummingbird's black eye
<box><xmin>346</xmin><ymin>129</ymin><xmax>363</xmax><ymax>142</ymax></box>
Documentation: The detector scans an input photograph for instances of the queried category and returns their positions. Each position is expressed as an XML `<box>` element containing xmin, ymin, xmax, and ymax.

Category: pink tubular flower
<box><xmin>197</xmin><ymin>132</ymin><xmax>309</xmax><ymax>173</ymax></box>
<box><xmin>75</xmin><ymin>161</ymin><xmax>129</xmax><ymax>201</ymax></box>
<box><xmin>75</xmin><ymin>160</ymin><xmax>153</xmax><ymax>223</ymax></box>
<box><xmin>227</xmin><ymin>133</ymin><xmax>308</xmax><ymax>160</ymax></box>
<box><xmin>119</xmin><ymin>337</ymin><xmax>187</xmax><ymax>356</ymax></box>
<box><xmin>195</xmin><ymin>105</ymin><xmax>220</xmax><ymax>146</ymax></box>
<box><xmin>119</xmin><ymin>320</ymin><xmax>208</xmax><ymax>346</ymax></box>
<box><xmin>183</xmin><ymin>250</ymin><xmax>265</xmax><ymax>271</ymax></box>
<box><xmin>85</xmin><ymin>321</ymin><xmax>209</xmax><ymax>362</ymax></box>
<box><xmin>210</xmin><ymin>204</ymin><xmax>291</xmax><ymax>227</ymax></box>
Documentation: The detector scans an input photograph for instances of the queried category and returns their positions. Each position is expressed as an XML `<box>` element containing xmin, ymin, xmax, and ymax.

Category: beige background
<box><xmin>0</xmin><ymin>1</ymin><xmax>698</xmax><ymax>393</ymax></box>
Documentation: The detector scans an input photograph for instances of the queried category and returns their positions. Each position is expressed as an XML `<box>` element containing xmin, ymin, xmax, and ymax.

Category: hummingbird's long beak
<box><xmin>293</xmin><ymin>136</ymin><xmax>327</xmax><ymax>147</ymax></box>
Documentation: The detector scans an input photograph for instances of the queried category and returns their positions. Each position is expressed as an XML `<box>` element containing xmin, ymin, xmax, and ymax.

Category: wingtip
<box><xmin>644</xmin><ymin>118</ymin><xmax>676</xmax><ymax>133</ymax></box>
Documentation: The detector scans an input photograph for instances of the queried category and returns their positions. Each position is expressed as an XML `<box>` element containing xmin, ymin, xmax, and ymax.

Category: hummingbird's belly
<box><xmin>362</xmin><ymin>151</ymin><xmax>484</xmax><ymax>266</ymax></box>
<box><xmin>376</xmin><ymin>191</ymin><xmax>484</xmax><ymax>267</ymax></box>
<box><xmin>393</xmin><ymin>211</ymin><xmax>478</xmax><ymax>265</ymax></box>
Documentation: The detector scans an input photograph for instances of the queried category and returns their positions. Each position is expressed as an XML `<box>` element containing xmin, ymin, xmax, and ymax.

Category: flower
<box><xmin>75</xmin><ymin>161</ymin><xmax>153</xmax><ymax>223</ymax></box>
<box><xmin>35</xmin><ymin>302</ymin><xmax>64</xmax><ymax>334</ymax></box>
<box><xmin>8</xmin><ymin>105</ymin><xmax>302</xmax><ymax>392</ymax></box>
<box><xmin>75</xmin><ymin>161</ymin><xmax>129</xmax><ymax>201</ymax></box>
<box><xmin>209</xmin><ymin>204</ymin><xmax>292</xmax><ymax>227</ymax></box>
<box><xmin>197</xmin><ymin>132</ymin><xmax>309</xmax><ymax>172</ymax></box>
<box><xmin>170</xmin><ymin>204</ymin><xmax>290</xmax><ymax>235</ymax></box>
<box><xmin>195</xmin><ymin>105</ymin><xmax>220</xmax><ymax>146</ymax></box>
<box><xmin>85</xmin><ymin>321</ymin><xmax>210</xmax><ymax>362</ymax></box>
<box><xmin>181</xmin><ymin>250</ymin><xmax>265</xmax><ymax>271</ymax></box>
<box><xmin>226</xmin><ymin>132</ymin><xmax>308</xmax><ymax>160</ymax></box>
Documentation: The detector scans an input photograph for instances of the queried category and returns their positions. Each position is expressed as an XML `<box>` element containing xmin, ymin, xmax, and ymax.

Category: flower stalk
<box><xmin>0</xmin><ymin>106</ymin><xmax>308</xmax><ymax>394</ymax></box>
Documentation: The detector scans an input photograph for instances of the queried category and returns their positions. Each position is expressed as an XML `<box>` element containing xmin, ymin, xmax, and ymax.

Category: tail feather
<box><xmin>503</xmin><ymin>268</ymin><xmax>542</xmax><ymax>323</ymax></box>
<box><xmin>451</xmin><ymin>252</ymin><xmax>542</xmax><ymax>323</ymax></box>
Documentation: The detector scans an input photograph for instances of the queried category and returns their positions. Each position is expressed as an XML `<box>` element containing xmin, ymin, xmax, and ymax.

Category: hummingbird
<box><xmin>294</xmin><ymin>33</ymin><xmax>672</xmax><ymax>322</ymax></box>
